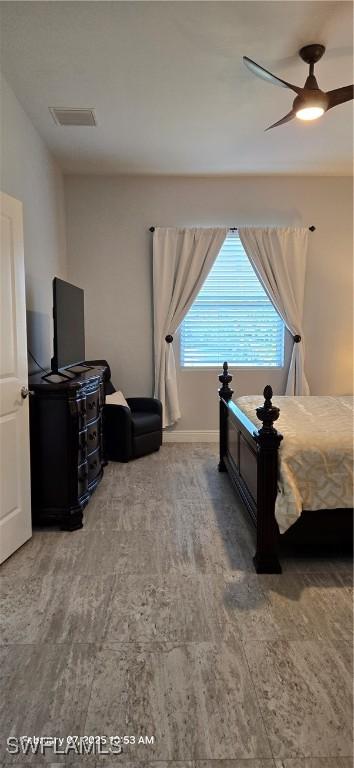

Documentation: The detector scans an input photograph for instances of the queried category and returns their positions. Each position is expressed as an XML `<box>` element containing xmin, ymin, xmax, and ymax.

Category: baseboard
<box><xmin>163</xmin><ymin>430</ymin><xmax>218</xmax><ymax>443</ymax></box>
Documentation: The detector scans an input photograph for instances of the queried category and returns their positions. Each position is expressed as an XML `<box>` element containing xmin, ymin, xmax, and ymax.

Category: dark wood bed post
<box><xmin>253</xmin><ymin>386</ymin><xmax>283</xmax><ymax>573</ymax></box>
<box><xmin>218</xmin><ymin>361</ymin><xmax>233</xmax><ymax>472</ymax></box>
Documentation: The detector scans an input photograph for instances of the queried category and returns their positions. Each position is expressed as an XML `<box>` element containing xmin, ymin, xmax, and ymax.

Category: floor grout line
<box><xmin>237</xmin><ymin>609</ymin><xmax>276</xmax><ymax>762</ymax></box>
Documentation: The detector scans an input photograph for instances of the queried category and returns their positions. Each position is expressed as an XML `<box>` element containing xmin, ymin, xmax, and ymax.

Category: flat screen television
<box><xmin>51</xmin><ymin>277</ymin><xmax>85</xmax><ymax>372</ymax></box>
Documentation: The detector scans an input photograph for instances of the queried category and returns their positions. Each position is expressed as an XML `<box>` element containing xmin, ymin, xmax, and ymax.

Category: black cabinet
<box><xmin>29</xmin><ymin>366</ymin><xmax>106</xmax><ymax>530</ymax></box>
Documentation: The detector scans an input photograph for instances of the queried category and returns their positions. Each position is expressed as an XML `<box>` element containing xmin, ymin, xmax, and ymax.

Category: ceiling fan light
<box><xmin>295</xmin><ymin>106</ymin><xmax>325</xmax><ymax>121</ymax></box>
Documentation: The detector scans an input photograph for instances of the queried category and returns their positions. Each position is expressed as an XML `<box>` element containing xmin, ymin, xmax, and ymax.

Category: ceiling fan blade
<box><xmin>243</xmin><ymin>56</ymin><xmax>302</xmax><ymax>94</ymax></box>
<box><xmin>326</xmin><ymin>85</ymin><xmax>354</xmax><ymax>110</ymax></box>
<box><xmin>265</xmin><ymin>110</ymin><xmax>295</xmax><ymax>131</ymax></box>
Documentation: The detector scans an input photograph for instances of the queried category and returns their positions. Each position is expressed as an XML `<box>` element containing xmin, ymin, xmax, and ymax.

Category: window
<box><xmin>180</xmin><ymin>231</ymin><xmax>284</xmax><ymax>367</ymax></box>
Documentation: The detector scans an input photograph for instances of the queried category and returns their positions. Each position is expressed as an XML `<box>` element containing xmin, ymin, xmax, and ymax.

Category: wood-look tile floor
<box><xmin>0</xmin><ymin>444</ymin><xmax>352</xmax><ymax>767</ymax></box>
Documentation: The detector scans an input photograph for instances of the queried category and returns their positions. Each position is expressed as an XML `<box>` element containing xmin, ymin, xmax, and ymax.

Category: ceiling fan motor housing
<box><xmin>293</xmin><ymin>89</ymin><xmax>329</xmax><ymax>113</ymax></box>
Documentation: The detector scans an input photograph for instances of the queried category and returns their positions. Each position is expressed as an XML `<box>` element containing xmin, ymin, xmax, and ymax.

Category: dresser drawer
<box><xmin>86</xmin><ymin>390</ymin><xmax>100</xmax><ymax>423</ymax></box>
<box><xmin>77</xmin><ymin>398</ymin><xmax>87</xmax><ymax>430</ymax></box>
<box><xmin>87</xmin><ymin>417</ymin><xmax>100</xmax><ymax>454</ymax></box>
<box><xmin>87</xmin><ymin>447</ymin><xmax>101</xmax><ymax>484</ymax></box>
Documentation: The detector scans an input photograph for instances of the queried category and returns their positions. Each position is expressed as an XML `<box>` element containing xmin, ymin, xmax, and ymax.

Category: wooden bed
<box><xmin>218</xmin><ymin>362</ymin><xmax>353</xmax><ymax>573</ymax></box>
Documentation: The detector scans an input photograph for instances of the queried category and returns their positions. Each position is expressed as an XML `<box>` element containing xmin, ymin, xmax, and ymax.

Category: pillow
<box><xmin>105</xmin><ymin>391</ymin><xmax>130</xmax><ymax>409</ymax></box>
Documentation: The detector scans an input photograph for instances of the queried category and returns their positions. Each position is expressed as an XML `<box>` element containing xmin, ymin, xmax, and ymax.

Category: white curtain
<box><xmin>238</xmin><ymin>227</ymin><xmax>310</xmax><ymax>395</ymax></box>
<box><xmin>153</xmin><ymin>227</ymin><xmax>228</xmax><ymax>427</ymax></box>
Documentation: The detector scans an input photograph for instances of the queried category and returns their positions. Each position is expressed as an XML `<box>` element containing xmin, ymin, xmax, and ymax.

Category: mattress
<box><xmin>234</xmin><ymin>395</ymin><xmax>354</xmax><ymax>533</ymax></box>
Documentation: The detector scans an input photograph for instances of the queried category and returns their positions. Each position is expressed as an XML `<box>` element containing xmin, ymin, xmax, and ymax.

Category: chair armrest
<box><xmin>103</xmin><ymin>403</ymin><xmax>132</xmax><ymax>427</ymax></box>
<box><xmin>102</xmin><ymin>404</ymin><xmax>132</xmax><ymax>461</ymax></box>
<box><xmin>127</xmin><ymin>398</ymin><xmax>162</xmax><ymax>418</ymax></box>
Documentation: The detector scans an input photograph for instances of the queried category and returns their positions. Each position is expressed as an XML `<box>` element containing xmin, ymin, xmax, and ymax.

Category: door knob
<box><xmin>21</xmin><ymin>386</ymin><xmax>34</xmax><ymax>399</ymax></box>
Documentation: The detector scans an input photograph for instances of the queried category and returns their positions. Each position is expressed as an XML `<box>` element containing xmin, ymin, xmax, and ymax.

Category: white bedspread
<box><xmin>234</xmin><ymin>395</ymin><xmax>353</xmax><ymax>533</ymax></box>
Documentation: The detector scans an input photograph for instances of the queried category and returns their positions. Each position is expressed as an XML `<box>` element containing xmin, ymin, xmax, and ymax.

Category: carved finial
<box><xmin>218</xmin><ymin>361</ymin><xmax>233</xmax><ymax>401</ymax></box>
<box><xmin>256</xmin><ymin>385</ymin><xmax>280</xmax><ymax>435</ymax></box>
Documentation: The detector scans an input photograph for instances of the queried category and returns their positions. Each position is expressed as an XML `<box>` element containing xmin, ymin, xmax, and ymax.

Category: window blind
<box><xmin>180</xmin><ymin>231</ymin><xmax>284</xmax><ymax>367</ymax></box>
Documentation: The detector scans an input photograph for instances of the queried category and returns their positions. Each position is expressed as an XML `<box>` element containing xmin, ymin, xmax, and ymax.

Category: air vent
<box><xmin>49</xmin><ymin>108</ymin><xmax>97</xmax><ymax>126</ymax></box>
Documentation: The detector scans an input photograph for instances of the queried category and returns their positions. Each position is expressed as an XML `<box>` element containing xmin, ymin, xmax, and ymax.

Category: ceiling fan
<box><xmin>243</xmin><ymin>44</ymin><xmax>354</xmax><ymax>130</ymax></box>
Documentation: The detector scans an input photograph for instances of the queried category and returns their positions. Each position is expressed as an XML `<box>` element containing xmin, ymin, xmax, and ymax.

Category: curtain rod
<box><xmin>149</xmin><ymin>225</ymin><xmax>316</xmax><ymax>233</ymax></box>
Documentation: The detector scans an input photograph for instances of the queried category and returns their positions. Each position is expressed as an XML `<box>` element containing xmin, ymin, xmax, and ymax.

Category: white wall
<box><xmin>0</xmin><ymin>74</ymin><xmax>67</xmax><ymax>371</ymax></box>
<box><xmin>64</xmin><ymin>174</ymin><xmax>353</xmax><ymax>431</ymax></box>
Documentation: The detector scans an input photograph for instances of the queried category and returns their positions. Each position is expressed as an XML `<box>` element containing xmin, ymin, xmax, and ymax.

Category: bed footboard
<box><xmin>218</xmin><ymin>362</ymin><xmax>283</xmax><ymax>573</ymax></box>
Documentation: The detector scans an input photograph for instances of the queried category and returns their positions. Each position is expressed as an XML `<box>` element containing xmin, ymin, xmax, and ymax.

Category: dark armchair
<box><xmin>85</xmin><ymin>359</ymin><xmax>162</xmax><ymax>462</ymax></box>
<box><xmin>103</xmin><ymin>397</ymin><xmax>162</xmax><ymax>462</ymax></box>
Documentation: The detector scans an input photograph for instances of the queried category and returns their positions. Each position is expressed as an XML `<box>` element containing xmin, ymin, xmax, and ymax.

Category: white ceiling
<box><xmin>1</xmin><ymin>1</ymin><xmax>353</xmax><ymax>175</ymax></box>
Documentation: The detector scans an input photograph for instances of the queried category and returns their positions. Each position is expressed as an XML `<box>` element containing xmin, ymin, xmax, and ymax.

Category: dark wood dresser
<box><xmin>29</xmin><ymin>366</ymin><xmax>106</xmax><ymax>530</ymax></box>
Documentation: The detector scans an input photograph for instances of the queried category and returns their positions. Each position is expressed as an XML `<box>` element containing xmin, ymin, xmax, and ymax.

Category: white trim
<box><xmin>163</xmin><ymin>430</ymin><xmax>218</xmax><ymax>443</ymax></box>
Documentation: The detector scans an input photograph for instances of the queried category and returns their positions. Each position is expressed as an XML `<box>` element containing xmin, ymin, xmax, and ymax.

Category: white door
<box><xmin>0</xmin><ymin>192</ymin><xmax>32</xmax><ymax>563</ymax></box>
